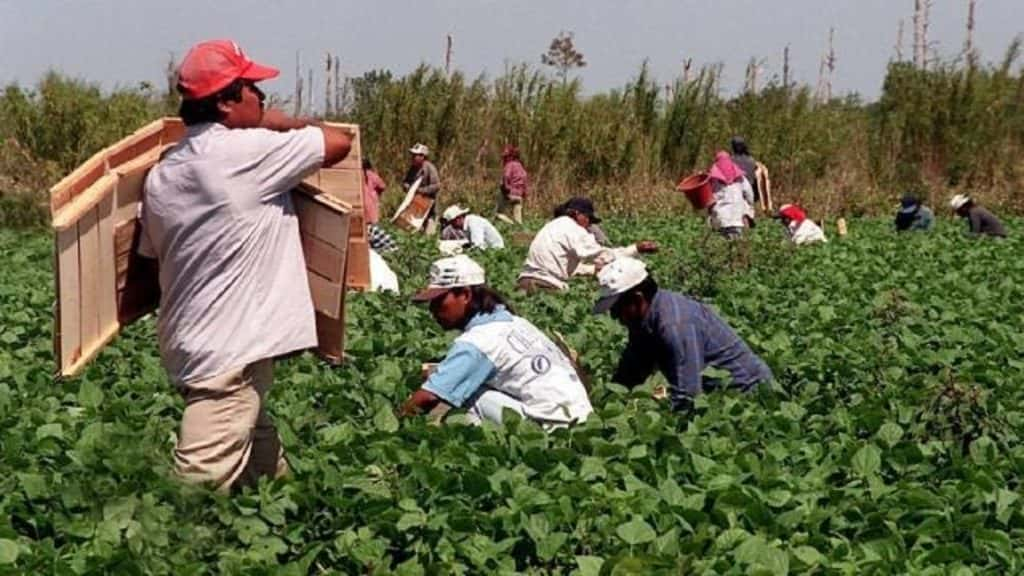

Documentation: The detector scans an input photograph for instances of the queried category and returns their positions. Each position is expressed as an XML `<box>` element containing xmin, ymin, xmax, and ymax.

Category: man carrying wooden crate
<box><xmin>137</xmin><ymin>40</ymin><xmax>352</xmax><ymax>492</ymax></box>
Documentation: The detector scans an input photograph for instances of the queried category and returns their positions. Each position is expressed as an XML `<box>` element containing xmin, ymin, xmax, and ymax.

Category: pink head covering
<box><xmin>708</xmin><ymin>151</ymin><xmax>746</xmax><ymax>184</ymax></box>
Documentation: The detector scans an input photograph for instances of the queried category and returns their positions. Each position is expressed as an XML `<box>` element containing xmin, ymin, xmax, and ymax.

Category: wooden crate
<box><xmin>50</xmin><ymin>117</ymin><xmax>358</xmax><ymax>377</ymax></box>
<box><xmin>305</xmin><ymin>122</ymin><xmax>370</xmax><ymax>292</ymax></box>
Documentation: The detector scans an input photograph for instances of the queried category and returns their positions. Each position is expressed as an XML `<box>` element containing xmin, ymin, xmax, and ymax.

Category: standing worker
<box><xmin>517</xmin><ymin>197</ymin><xmax>658</xmax><ymax>292</ymax></box>
<box><xmin>402</xmin><ymin>143</ymin><xmax>441</xmax><ymax>234</ymax></box>
<box><xmin>137</xmin><ymin>39</ymin><xmax>353</xmax><ymax>492</ymax></box>
<box><xmin>894</xmin><ymin>194</ymin><xmax>934</xmax><ymax>232</ymax></box>
<box><xmin>707</xmin><ymin>151</ymin><xmax>756</xmax><ymax>238</ymax></box>
<box><xmin>400</xmin><ymin>255</ymin><xmax>593</xmax><ymax>428</ymax></box>
<box><xmin>950</xmin><ymin>194</ymin><xmax>1007</xmax><ymax>238</ymax></box>
<box><xmin>594</xmin><ymin>258</ymin><xmax>773</xmax><ymax>412</ymax></box>
<box><xmin>441</xmin><ymin>205</ymin><xmax>505</xmax><ymax>250</ymax></box>
<box><xmin>496</xmin><ymin>145</ymin><xmax>528</xmax><ymax>225</ymax></box>
<box><xmin>729</xmin><ymin>137</ymin><xmax>759</xmax><ymax>204</ymax></box>
<box><xmin>362</xmin><ymin>157</ymin><xmax>398</xmax><ymax>254</ymax></box>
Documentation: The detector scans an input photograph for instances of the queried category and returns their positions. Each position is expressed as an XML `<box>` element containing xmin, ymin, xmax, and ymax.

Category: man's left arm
<box><xmin>417</xmin><ymin>163</ymin><xmax>441</xmax><ymax>197</ymax></box>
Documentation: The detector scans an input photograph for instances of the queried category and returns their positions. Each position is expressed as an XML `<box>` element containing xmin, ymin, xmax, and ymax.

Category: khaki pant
<box><xmin>496</xmin><ymin>191</ymin><xmax>523</xmax><ymax>224</ymax></box>
<box><xmin>516</xmin><ymin>276</ymin><xmax>561</xmax><ymax>294</ymax></box>
<box><xmin>174</xmin><ymin>359</ymin><xmax>288</xmax><ymax>492</ymax></box>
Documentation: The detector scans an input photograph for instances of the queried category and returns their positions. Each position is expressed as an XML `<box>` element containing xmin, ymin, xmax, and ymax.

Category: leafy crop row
<box><xmin>1</xmin><ymin>219</ymin><xmax>1022</xmax><ymax>574</ymax></box>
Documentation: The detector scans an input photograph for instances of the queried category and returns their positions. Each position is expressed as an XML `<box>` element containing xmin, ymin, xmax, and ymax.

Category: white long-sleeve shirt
<box><xmin>464</xmin><ymin>214</ymin><xmax>505</xmax><ymax>249</ymax></box>
<box><xmin>518</xmin><ymin>216</ymin><xmax>638</xmax><ymax>290</ymax></box>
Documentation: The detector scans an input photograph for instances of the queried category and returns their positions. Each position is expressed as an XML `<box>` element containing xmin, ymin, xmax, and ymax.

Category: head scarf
<box><xmin>776</xmin><ymin>203</ymin><xmax>807</xmax><ymax>224</ymax></box>
<box><xmin>709</xmin><ymin>151</ymin><xmax>746</xmax><ymax>184</ymax></box>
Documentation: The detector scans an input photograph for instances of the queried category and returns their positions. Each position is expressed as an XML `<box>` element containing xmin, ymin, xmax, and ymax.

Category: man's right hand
<box><xmin>636</xmin><ymin>240</ymin><xmax>659</xmax><ymax>253</ymax></box>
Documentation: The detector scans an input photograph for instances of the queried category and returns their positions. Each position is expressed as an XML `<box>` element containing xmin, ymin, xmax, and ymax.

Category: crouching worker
<box><xmin>594</xmin><ymin>258</ymin><xmax>772</xmax><ymax>412</ymax></box>
<box><xmin>774</xmin><ymin>204</ymin><xmax>827</xmax><ymax>245</ymax></box>
<box><xmin>517</xmin><ymin>197</ymin><xmax>658</xmax><ymax>293</ymax></box>
<box><xmin>401</xmin><ymin>255</ymin><xmax>593</xmax><ymax>428</ymax></box>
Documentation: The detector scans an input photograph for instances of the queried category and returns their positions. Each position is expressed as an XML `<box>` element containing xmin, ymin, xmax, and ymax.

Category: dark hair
<box><xmin>730</xmin><ymin>137</ymin><xmax>750</xmax><ymax>156</ymax></box>
<box><xmin>456</xmin><ymin>285</ymin><xmax>512</xmax><ymax>328</ymax></box>
<box><xmin>177</xmin><ymin>79</ymin><xmax>247</xmax><ymax>126</ymax></box>
<box><xmin>362</xmin><ymin>157</ymin><xmax>373</xmax><ymax>170</ymax></box>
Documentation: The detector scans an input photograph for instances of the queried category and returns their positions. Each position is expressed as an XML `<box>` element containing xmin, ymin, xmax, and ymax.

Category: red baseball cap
<box><xmin>177</xmin><ymin>39</ymin><xmax>279</xmax><ymax>100</ymax></box>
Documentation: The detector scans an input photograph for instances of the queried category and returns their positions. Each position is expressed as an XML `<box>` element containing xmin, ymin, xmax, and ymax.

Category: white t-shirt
<box><xmin>139</xmin><ymin>123</ymin><xmax>325</xmax><ymax>385</ymax></box>
<box><xmin>518</xmin><ymin>216</ymin><xmax>637</xmax><ymax>290</ymax></box>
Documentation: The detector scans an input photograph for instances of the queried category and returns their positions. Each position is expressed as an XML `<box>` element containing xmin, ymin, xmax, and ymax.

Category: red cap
<box><xmin>177</xmin><ymin>40</ymin><xmax>279</xmax><ymax>100</ymax></box>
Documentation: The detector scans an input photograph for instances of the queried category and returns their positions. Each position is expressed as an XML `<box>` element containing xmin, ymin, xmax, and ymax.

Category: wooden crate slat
<box><xmin>113</xmin><ymin>145</ymin><xmax>164</xmax><ymax>224</ymax></box>
<box><xmin>314</xmin><ymin>311</ymin><xmax>345</xmax><ymax>364</ymax></box>
<box><xmin>319</xmin><ymin>168</ymin><xmax>363</xmax><ymax>207</ymax></box>
<box><xmin>96</xmin><ymin>192</ymin><xmax>118</xmax><ymax>337</ymax></box>
<box><xmin>50</xmin><ymin>151</ymin><xmax>108</xmax><ymax>215</ymax></box>
<box><xmin>114</xmin><ymin>219</ymin><xmax>159</xmax><ymax>324</ymax></box>
<box><xmin>323</xmin><ymin>122</ymin><xmax>362</xmax><ymax>171</ymax></box>
<box><xmin>52</xmin><ymin>173</ymin><xmax>119</xmax><ymax>231</ymax></box>
<box><xmin>301</xmin><ymin>233</ymin><xmax>346</xmax><ymax>284</ymax></box>
<box><xmin>77</xmin><ymin>207</ymin><xmax>101</xmax><ymax>351</ymax></box>
<box><xmin>106</xmin><ymin>120</ymin><xmax>165</xmax><ymax>170</ymax></box>
<box><xmin>293</xmin><ymin>192</ymin><xmax>349</xmax><ymax>250</ymax></box>
<box><xmin>345</xmin><ymin>238</ymin><xmax>371</xmax><ymax>290</ymax></box>
<box><xmin>56</xmin><ymin>227</ymin><xmax>82</xmax><ymax>372</ymax></box>
<box><xmin>161</xmin><ymin>118</ymin><xmax>185</xmax><ymax>143</ymax></box>
<box><xmin>61</xmin><ymin>324</ymin><xmax>120</xmax><ymax>377</ymax></box>
<box><xmin>307</xmin><ymin>270</ymin><xmax>343</xmax><ymax>319</ymax></box>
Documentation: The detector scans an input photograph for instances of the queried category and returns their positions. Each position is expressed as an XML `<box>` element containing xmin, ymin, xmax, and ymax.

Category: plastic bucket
<box><xmin>677</xmin><ymin>172</ymin><xmax>713</xmax><ymax>210</ymax></box>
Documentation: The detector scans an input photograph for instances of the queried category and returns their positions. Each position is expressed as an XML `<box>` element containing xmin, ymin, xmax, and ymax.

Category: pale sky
<box><xmin>1</xmin><ymin>0</ymin><xmax>1020</xmax><ymax>106</ymax></box>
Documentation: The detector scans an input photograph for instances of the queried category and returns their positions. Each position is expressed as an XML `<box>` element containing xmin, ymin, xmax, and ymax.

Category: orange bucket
<box><xmin>677</xmin><ymin>172</ymin><xmax>713</xmax><ymax>210</ymax></box>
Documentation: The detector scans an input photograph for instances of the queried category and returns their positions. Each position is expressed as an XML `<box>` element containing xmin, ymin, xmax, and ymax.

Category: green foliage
<box><xmin>0</xmin><ymin>73</ymin><xmax>168</xmax><ymax>228</ymax></box>
<box><xmin>2</xmin><ymin>217</ymin><xmax>1024</xmax><ymax>573</ymax></box>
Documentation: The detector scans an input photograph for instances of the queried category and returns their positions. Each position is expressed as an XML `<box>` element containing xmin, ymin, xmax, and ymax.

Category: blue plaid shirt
<box><xmin>614</xmin><ymin>290</ymin><xmax>772</xmax><ymax>410</ymax></box>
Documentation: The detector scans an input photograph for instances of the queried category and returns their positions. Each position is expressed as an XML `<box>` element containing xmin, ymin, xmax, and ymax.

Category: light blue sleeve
<box><xmin>422</xmin><ymin>341</ymin><xmax>496</xmax><ymax>407</ymax></box>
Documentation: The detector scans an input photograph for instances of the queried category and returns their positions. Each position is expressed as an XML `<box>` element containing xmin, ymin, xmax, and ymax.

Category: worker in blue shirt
<box><xmin>593</xmin><ymin>257</ymin><xmax>773</xmax><ymax>411</ymax></box>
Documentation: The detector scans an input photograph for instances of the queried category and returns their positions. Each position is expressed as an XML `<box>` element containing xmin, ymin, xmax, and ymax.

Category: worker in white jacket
<box><xmin>401</xmin><ymin>255</ymin><xmax>592</xmax><ymax>429</ymax></box>
<box><xmin>775</xmin><ymin>204</ymin><xmax>827</xmax><ymax>245</ymax></box>
<box><xmin>517</xmin><ymin>197</ymin><xmax>658</xmax><ymax>292</ymax></box>
<box><xmin>707</xmin><ymin>151</ymin><xmax>756</xmax><ymax>238</ymax></box>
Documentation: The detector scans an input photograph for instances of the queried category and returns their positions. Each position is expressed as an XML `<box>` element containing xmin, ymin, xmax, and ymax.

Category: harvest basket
<box><xmin>677</xmin><ymin>172</ymin><xmax>713</xmax><ymax>210</ymax></box>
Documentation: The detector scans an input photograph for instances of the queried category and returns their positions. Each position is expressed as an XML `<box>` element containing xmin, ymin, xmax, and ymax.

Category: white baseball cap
<box><xmin>409</xmin><ymin>143</ymin><xmax>430</xmax><ymax>156</ymax></box>
<box><xmin>593</xmin><ymin>257</ymin><xmax>649</xmax><ymax>314</ymax></box>
<box><xmin>442</xmin><ymin>205</ymin><xmax>471</xmax><ymax>222</ymax></box>
<box><xmin>950</xmin><ymin>194</ymin><xmax>970</xmax><ymax>210</ymax></box>
<box><xmin>412</xmin><ymin>255</ymin><xmax>486</xmax><ymax>302</ymax></box>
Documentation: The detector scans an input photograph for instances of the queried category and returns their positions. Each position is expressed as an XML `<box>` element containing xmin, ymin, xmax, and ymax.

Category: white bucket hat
<box><xmin>442</xmin><ymin>205</ymin><xmax>471</xmax><ymax>222</ymax></box>
<box><xmin>593</xmin><ymin>257</ymin><xmax>650</xmax><ymax>314</ymax></box>
<box><xmin>412</xmin><ymin>255</ymin><xmax>485</xmax><ymax>302</ymax></box>
<box><xmin>409</xmin><ymin>143</ymin><xmax>430</xmax><ymax>156</ymax></box>
<box><xmin>950</xmin><ymin>194</ymin><xmax>970</xmax><ymax>210</ymax></box>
